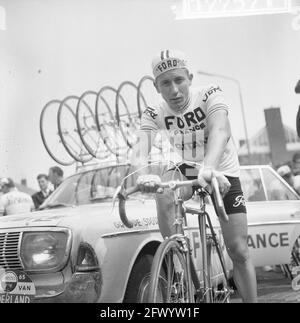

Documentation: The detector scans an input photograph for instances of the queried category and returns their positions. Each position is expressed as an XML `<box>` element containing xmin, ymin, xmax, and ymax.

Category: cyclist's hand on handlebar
<box><xmin>214</xmin><ymin>172</ymin><xmax>231</xmax><ymax>197</ymax></box>
<box><xmin>136</xmin><ymin>174</ymin><xmax>162</xmax><ymax>193</ymax></box>
<box><xmin>198</xmin><ymin>168</ymin><xmax>231</xmax><ymax>197</ymax></box>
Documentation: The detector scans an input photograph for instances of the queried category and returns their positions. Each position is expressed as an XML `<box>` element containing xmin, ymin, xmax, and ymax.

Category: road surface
<box><xmin>231</xmin><ymin>267</ymin><xmax>300</xmax><ymax>303</ymax></box>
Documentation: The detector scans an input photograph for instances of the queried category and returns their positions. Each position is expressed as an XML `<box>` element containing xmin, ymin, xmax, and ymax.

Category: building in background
<box><xmin>239</xmin><ymin>108</ymin><xmax>300</xmax><ymax>166</ymax></box>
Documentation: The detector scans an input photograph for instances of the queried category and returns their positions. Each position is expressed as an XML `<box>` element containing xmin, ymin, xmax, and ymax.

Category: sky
<box><xmin>0</xmin><ymin>0</ymin><xmax>300</xmax><ymax>190</ymax></box>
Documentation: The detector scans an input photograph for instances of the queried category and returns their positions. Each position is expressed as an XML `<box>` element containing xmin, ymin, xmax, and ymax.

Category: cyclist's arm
<box><xmin>130</xmin><ymin>129</ymin><xmax>157</xmax><ymax>175</ymax></box>
<box><xmin>131</xmin><ymin>106</ymin><xmax>159</xmax><ymax>175</ymax></box>
<box><xmin>203</xmin><ymin>109</ymin><xmax>231</xmax><ymax>170</ymax></box>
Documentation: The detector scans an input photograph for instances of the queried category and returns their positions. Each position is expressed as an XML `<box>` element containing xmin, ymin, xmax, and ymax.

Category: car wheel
<box><xmin>123</xmin><ymin>254</ymin><xmax>153</xmax><ymax>303</ymax></box>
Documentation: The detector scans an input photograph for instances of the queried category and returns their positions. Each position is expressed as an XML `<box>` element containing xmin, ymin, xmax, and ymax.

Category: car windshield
<box><xmin>240</xmin><ymin>167</ymin><xmax>299</xmax><ymax>202</ymax></box>
<box><xmin>41</xmin><ymin>163</ymin><xmax>169</xmax><ymax>208</ymax></box>
<box><xmin>261</xmin><ymin>167</ymin><xmax>299</xmax><ymax>201</ymax></box>
<box><xmin>240</xmin><ymin>168</ymin><xmax>266</xmax><ymax>202</ymax></box>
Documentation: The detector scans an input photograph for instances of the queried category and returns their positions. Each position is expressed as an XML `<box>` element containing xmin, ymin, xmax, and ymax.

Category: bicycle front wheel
<box><xmin>148</xmin><ymin>238</ymin><xmax>194</xmax><ymax>303</ymax></box>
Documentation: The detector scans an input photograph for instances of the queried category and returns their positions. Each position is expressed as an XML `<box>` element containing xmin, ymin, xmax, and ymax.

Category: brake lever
<box><xmin>112</xmin><ymin>185</ymin><xmax>123</xmax><ymax>209</ymax></box>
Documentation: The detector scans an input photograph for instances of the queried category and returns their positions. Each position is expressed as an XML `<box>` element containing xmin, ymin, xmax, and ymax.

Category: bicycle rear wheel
<box><xmin>148</xmin><ymin>238</ymin><xmax>194</xmax><ymax>303</ymax></box>
<box><xmin>207</xmin><ymin>235</ymin><xmax>231</xmax><ymax>303</ymax></box>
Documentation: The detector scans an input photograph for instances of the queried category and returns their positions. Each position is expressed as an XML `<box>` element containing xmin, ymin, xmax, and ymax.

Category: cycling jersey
<box><xmin>0</xmin><ymin>188</ymin><xmax>34</xmax><ymax>216</ymax></box>
<box><xmin>140</xmin><ymin>85</ymin><xmax>240</xmax><ymax>177</ymax></box>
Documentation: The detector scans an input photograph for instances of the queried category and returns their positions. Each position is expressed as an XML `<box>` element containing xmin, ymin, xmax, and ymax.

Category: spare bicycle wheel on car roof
<box><xmin>40</xmin><ymin>99</ymin><xmax>75</xmax><ymax>166</ymax></box>
<box><xmin>95</xmin><ymin>86</ymin><xmax>130</xmax><ymax>158</ymax></box>
<box><xmin>115</xmin><ymin>81</ymin><xmax>142</xmax><ymax>149</ymax></box>
<box><xmin>57</xmin><ymin>95</ymin><xmax>93</xmax><ymax>164</ymax></box>
<box><xmin>76</xmin><ymin>90</ymin><xmax>111</xmax><ymax>160</ymax></box>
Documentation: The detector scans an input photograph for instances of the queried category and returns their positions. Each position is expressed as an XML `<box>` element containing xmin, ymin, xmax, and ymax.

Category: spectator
<box><xmin>0</xmin><ymin>178</ymin><xmax>34</xmax><ymax>216</ymax></box>
<box><xmin>48</xmin><ymin>166</ymin><xmax>64</xmax><ymax>190</ymax></box>
<box><xmin>292</xmin><ymin>152</ymin><xmax>300</xmax><ymax>176</ymax></box>
<box><xmin>277</xmin><ymin>165</ymin><xmax>300</xmax><ymax>195</ymax></box>
<box><xmin>31</xmin><ymin>174</ymin><xmax>53</xmax><ymax>210</ymax></box>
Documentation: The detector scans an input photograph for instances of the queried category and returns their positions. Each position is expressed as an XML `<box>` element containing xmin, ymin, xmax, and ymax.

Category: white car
<box><xmin>0</xmin><ymin>164</ymin><xmax>299</xmax><ymax>302</ymax></box>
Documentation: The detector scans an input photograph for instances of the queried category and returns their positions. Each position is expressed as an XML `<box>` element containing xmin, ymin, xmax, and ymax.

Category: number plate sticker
<box><xmin>0</xmin><ymin>269</ymin><xmax>36</xmax><ymax>303</ymax></box>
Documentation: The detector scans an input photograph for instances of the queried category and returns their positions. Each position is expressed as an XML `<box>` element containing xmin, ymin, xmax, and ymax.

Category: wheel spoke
<box><xmin>148</xmin><ymin>239</ymin><xmax>192</xmax><ymax>303</ymax></box>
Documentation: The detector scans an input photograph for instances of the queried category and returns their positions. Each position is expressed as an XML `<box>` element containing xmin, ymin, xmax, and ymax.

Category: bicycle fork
<box><xmin>198</xmin><ymin>211</ymin><xmax>212</xmax><ymax>303</ymax></box>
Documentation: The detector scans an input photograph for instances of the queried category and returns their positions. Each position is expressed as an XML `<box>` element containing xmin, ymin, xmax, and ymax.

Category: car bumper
<box><xmin>32</xmin><ymin>268</ymin><xmax>101</xmax><ymax>303</ymax></box>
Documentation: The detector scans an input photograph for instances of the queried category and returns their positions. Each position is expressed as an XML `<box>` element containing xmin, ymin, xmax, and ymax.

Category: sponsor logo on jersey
<box><xmin>143</xmin><ymin>107</ymin><xmax>158</xmax><ymax>120</ymax></box>
<box><xmin>164</xmin><ymin>107</ymin><xmax>206</xmax><ymax>130</ymax></box>
<box><xmin>202</xmin><ymin>86</ymin><xmax>222</xmax><ymax>103</ymax></box>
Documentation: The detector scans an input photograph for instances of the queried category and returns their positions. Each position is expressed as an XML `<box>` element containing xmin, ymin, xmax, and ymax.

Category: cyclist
<box><xmin>131</xmin><ymin>49</ymin><xmax>257</xmax><ymax>303</ymax></box>
<box><xmin>0</xmin><ymin>178</ymin><xmax>34</xmax><ymax>215</ymax></box>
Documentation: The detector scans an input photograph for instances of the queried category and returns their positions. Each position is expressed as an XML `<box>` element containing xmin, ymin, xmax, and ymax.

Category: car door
<box><xmin>241</xmin><ymin>166</ymin><xmax>300</xmax><ymax>267</ymax></box>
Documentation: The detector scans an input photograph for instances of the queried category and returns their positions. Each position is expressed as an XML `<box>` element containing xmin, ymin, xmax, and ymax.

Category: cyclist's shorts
<box><xmin>168</xmin><ymin>163</ymin><xmax>247</xmax><ymax>215</ymax></box>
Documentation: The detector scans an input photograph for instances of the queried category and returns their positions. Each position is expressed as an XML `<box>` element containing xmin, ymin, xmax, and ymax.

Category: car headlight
<box><xmin>20</xmin><ymin>231</ymin><xmax>71</xmax><ymax>272</ymax></box>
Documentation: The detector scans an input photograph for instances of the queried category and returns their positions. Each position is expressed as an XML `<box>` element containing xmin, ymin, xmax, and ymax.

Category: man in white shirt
<box><xmin>0</xmin><ymin>178</ymin><xmax>34</xmax><ymax>216</ymax></box>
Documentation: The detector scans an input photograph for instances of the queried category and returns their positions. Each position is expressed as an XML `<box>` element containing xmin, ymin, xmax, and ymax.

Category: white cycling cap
<box><xmin>151</xmin><ymin>49</ymin><xmax>189</xmax><ymax>79</ymax></box>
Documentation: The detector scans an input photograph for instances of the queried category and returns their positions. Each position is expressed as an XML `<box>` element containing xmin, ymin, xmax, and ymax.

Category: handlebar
<box><xmin>117</xmin><ymin>175</ymin><xmax>229</xmax><ymax>229</ymax></box>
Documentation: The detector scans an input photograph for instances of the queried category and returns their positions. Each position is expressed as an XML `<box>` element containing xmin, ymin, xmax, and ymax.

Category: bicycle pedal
<box><xmin>215</xmin><ymin>287</ymin><xmax>234</xmax><ymax>296</ymax></box>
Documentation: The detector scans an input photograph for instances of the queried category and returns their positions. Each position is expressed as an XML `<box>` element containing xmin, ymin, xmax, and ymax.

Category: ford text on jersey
<box><xmin>140</xmin><ymin>85</ymin><xmax>240</xmax><ymax>177</ymax></box>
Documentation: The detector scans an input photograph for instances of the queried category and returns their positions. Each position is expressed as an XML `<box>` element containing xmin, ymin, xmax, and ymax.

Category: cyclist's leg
<box><xmin>220</xmin><ymin>212</ymin><xmax>257</xmax><ymax>303</ymax></box>
<box><xmin>155</xmin><ymin>167</ymin><xmax>194</xmax><ymax>238</ymax></box>
<box><xmin>217</xmin><ymin>176</ymin><xmax>257</xmax><ymax>303</ymax></box>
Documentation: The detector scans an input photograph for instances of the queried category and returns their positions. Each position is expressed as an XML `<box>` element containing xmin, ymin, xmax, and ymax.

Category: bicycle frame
<box><xmin>173</xmin><ymin>187</ymin><xmax>230</xmax><ymax>303</ymax></box>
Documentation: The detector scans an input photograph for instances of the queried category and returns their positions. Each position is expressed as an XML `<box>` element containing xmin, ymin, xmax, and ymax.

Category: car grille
<box><xmin>0</xmin><ymin>232</ymin><xmax>23</xmax><ymax>270</ymax></box>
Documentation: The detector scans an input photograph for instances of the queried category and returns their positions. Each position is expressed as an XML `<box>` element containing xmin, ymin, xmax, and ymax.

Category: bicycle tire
<box><xmin>148</xmin><ymin>238</ymin><xmax>194</xmax><ymax>303</ymax></box>
<box><xmin>95</xmin><ymin>86</ymin><xmax>117</xmax><ymax>131</ymax></box>
<box><xmin>136</xmin><ymin>75</ymin><xmax>154</xmax><ymax>117</ymax></box>
<box><xmin>115</xmin><ymin>81</ymin><xmax>140</xmax><ymax>149</ymax></box>
<box><xmin>57</xmin><ymin>95</ymin><xmax>93</xmax><ymax>164</ymax></box>
<box><xmin>95</xmin><ymin>86</ymin><xmax>129</xmax><ymax>157</ymax></box>
<box><xmin>206</xmin><ymin>234</ymin><xmax>231</xmax><ymax>303</ymax></box>
<box><xmin>76</xmin><ymin>90</ymin><xmax>110</xmax><ymax>159</ymax></box>
<box><xmin>40</xmin><ymin>99</ymin><xmax>75</xmax><ymax>166</ymax></box>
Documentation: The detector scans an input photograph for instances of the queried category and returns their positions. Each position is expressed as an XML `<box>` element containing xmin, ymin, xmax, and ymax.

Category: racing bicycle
<box><xmin>116</xmin><ymin>169</ymin><xmax>233</xmax><ymax>303</ymax></box>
